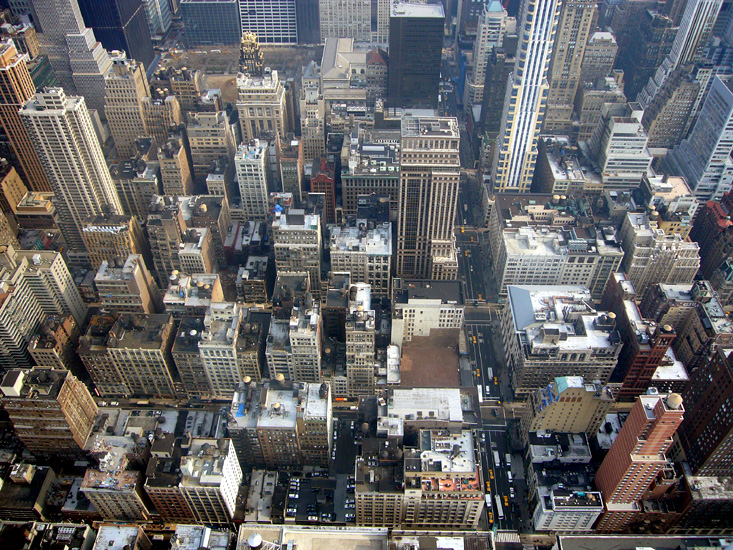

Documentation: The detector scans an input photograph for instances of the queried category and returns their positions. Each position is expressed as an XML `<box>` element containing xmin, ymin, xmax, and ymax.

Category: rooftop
<box><xmin>92</xmin><ymin>525</ymin><xmax>143</xmax><ymax>550</ymax></box>
<box><xmin>172</xmin><ymin>525</ymin><xmax>231</xmax><ymax>550</ymax></box>
<box><xmin>391</xmin><ymin>1</ymin><xmax>445</xmax><ymax>18</ymax></box>
<box><xmin>330</xmin><ymin>222</ymin><xmax>391</xmax><ymax>255</ymax></box>
<box><xmin>180</xmin><ymin>438</ymin><xmax>233</xmax><ymax>488</ymax></box>
<box><xmin>402</xmin><ymin>117</ymin><xmax>459</xmax><ymax>138</ymax></box>
<box><xmin>393</xmin><ymin>279</ymin><xmax>463</xmax><ymax>305</ymax></box>
<box><xmin>0</xmin><ymin>368</ymin><xmax>66</xmax><ymax>400</ymax></box>
<box><xmin>108</xmin><ymin>314</ymin><xmax>172</xmax><ymax>350</ymax></box>
<box><xmin>387</xmin><ymin>388</ymin><xmax>463</xmax><ymax>423</ymax></box>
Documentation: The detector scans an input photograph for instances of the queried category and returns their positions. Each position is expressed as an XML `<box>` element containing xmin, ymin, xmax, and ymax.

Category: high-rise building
<box><xmin>638</xmin><ymin>0</ymin><xmax>723</xmax><ymax>108</ymax></box>
<box><xmin>679</xmin><ymin>346</ymin><xmax>733</xmax><ymax>476</ymax></box>
<box><xmin>76</xmin><ymin>0</ymin><xmax>155</xmax><ymax>69</ymax></box>
<box><xmin>235</xmin><ymin>140</ymin><xmax>269</xmax><ymax>221</ymax></box>
<box><xmin>106</xmin><ymin>312</ymin><xmax>177</xmax><ymax>398</ymax></box>
<box><xmin>0</xmin><ymin>40</ymin><xmax>50</xmax><ymax>192</ymax></box>
<box><xmin>491</xmin><ymin>0</ymin><xmax>562</xmax><ymax>193</ymax></box>
<box><xmin>187</xmin><ymin>111</ymin><xmax>236</xmax><ymax>181</ymax></box>
<box><xmin>588</xmin><ymin>102</ymin><xmax>653</xmax><ymax>190</ymax></box>
<box><xmin>667</xmin><ymin>76</ymin><xmax>733</xmax><ymax>200</ymax></box>
<box><xmin>179</xmin><ymin>438</ymin><xmax>242</xmax><ymax>524</ymax></box>
<box><xmin>28</xmin><ymin>314</ymin><xmax>80</xmax><ymax>370</ymax></box>
<box><xmin>266</xmin><ymin>297</ymin><xmax>322</xmax><ymax>383</ymax></box>
<box><xmin>150</xmin><ymin>66</ymin><xmax>205</xmax><ymax>112</ymax></box>
<box><xmin>146</xmin><ymin>195</ymin><xmax>186</xmax><ymax>287</ymax></box>
<box><xmin>619</xmin><ymin>211</ymin><xmax>701</xmax><ymax>295</ymax></box>
<box><xmin>0</xmin><ymin>367</ymin><xmax>97</xmax><ymax>460</ymax></box>
<box><xmin>141</xmin><ymin>94</ymin><xmax>182</xmax><ymax>147</ymax></box>
<box><xmin>366</xmin><ymin>47</ymin><xmax>388</xmax><ymax>107</ymax></box>
<box><xmin>594</xmin><ymin>391</ymin><xmax>684</xmax><ymax>532</ymax></box>
<box><xmin>330</xmin><ymin>221</ymin><xmax>392</xmax><ymax>298</ymax></box>
<box><xmin>239</xmin><ymin>0</ymin><xmax>297</xmax><ymax>44</ymax></box>
<box><xmin>463</xmin><ymin>1</ymin><xmax>509</xmax><ymax>109</ymax></box>
<box><xmin>20</xmin><ymin>88</ymin><xmax>123</xmax><ymax>267</ymax></box>
<box><xmin>180</xmin><ymin>0</ymin><xmax>241</xmax><ymax>46</ymax></box>
<box><xmin>277</xmin><ymin>135</ymin><xmax>304</xmax><ymax>205</ymax></box>
<box><xmin>501</xmin><ymin>285</ymin><xmax>623</xmax><ymax>397</ymax></box>
<box><xmin>236</xmin><ymin>68</ymin><xmax>288</xmax><ymax>141</ymax></box>
<box><xmin>396</xmin><ymin>117</ymin><xmax>460</xmax><ymax>279</ymax></box>
<box><xmin>387</xmin><ymin>2</ymin><xmax>443</xmax><ymax>110</ymax></box>
<box><xmin>158</xmin><ymin>134</ymin><xmax>194</xmax><ymax>196</ymax></box>
<box><xmin>110</xmin><ymin>144</ymin><xmax>160</xmax><ymax>221</ymax></box>
<box><xmin>199</xmin><ymin>302</ymin><xmax>264</xmax><ymax>398</ymax></box>
<box><xmin>94</xmin><ymin>254</ymin><xmax>162</xmax><ymax>314</ymax></box>
<box><xmin>300</xmin><ymin>61</ymin><xmax>326</xmax><ymax>162</ymax></box>
<box><xmin>143</xmin><ymin>0</ymin><xmax>172</xmax><ymax>37</ymax></box>
<box><xmin>82</xmin><ymin>213</ymin><xmax>150</xmax><ymax>272</ymax></box>
<box><xmin>579</xmin><ymin>31</ymin><xmax>618</xmax><ymax>84</ymax></box>
<box><xmin>78</xmin><ymin>313</ymin><xmax>127</xmax><ymax>396</ymax></box>
<box><xmin>690</xmin><ymin>192</ymin><xmax>733</xmax><ymax>304</ymax></box>
<box><xmin>66</xmin><ymin>28</ymin><xmax>114</xmax><ymax>118</ymax></box>
<box><xmin>272</xmin><ymin>207</ymin><xmax>322</xmax><ymax>295</ymax></box>
<box><xmin>544</xmin><ymin>0</ymin><xmax>598</xmax><ymax>135</ymax></box>
<box><xmin>239</xmin><ymin>32</ymin><xmax>264</xmax><ymax>76</ymax></box>
<box><xmin>345</xmin><ymin>283</ymin><xmax>375</xmax><ymax>398</ymax></box>
<box><xmin>104</xmin><ymin>57</ymin><xmax>150</xmax><ymax>158</ymax></box>
<box><xmin>318</xmin><ymin>0</ymin><xmax>370</xmax><ymax>42</ymax></box>
<box><xmin>296</xmin><ymin>0</ymin><xmax>321</xmax><ymax>44</ymax></box>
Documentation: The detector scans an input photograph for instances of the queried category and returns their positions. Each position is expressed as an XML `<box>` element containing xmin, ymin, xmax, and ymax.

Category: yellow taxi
<box><xmin>494</xmin><ymin>376</ymin><xmax>498</xmax><ymax>385</ymax></box>
<box><xmin>504</xmin><ymin>495</ymin><xmax>509</xmax><ymax>506</ymax></box>
<box><xmin>476</xmin><ymin>370</ymin><xmax>481</xmax><ymax>377</ymax></box>
<box><xmin>489</xmin><ymin>469</ymin><xmax>494</xmax><ymax>480</ymax></box>
<box><xmin>461</xmin><ymin>226</ymin><xmax>465</xmax><ymax>233</ymax></box>
<box><xmin>486</xmin><ymin>481</ymin><xmax>491</xmax><ymax>492</ymax></box>
<box><xmin>473</xmin><ymin>335</ymin><xmax>477</xmax><ymax>344</ymax></box>
<box><xmin>488</xmin><ymin>511</ymin><xmax>494</xmax><ymax>523</ymax></box>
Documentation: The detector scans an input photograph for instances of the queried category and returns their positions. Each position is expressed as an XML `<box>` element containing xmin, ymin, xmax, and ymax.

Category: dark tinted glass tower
<box><xmin>387</xmin><ymin>2</ymin><xmax>444</xmax><ymax>110</ymax></box>
<box><xmin>296</xmin><ymin>0</ymin><xmax>320</xmax><ymax>44</ymax></box>
<box><xmin>77</xmin><ymin>0</ymin><xmax>155</xmax><ymax>69</ymax></box>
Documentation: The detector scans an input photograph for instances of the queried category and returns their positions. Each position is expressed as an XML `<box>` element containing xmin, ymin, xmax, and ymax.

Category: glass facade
<box><xmin>181</xmin><ymin>0</ymin><xmax>241</xmax><ymax>46</ymax></box>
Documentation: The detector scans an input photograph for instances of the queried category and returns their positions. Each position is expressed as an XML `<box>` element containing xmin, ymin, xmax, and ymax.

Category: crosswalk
<box><xmin>495</xmin><ymin>531</ymin><xmax>521</xmax><ymax>543</ymax></box>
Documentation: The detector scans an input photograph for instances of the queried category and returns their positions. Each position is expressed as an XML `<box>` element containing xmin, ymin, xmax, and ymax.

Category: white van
<box><xmin>507</xmin><ymin>472</ymin><xmax>513</xmax><ymax>483</ymax></box>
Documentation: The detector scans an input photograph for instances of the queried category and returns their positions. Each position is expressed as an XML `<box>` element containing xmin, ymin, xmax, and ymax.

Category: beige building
<box><xmin>330</xmin><ymin>221</ymin><xmax>392</xmax><ymax>298</ymax></box>
<box><xmin>159</xmin><ymin>134</ymin><xmax>194</xmax><ymax>196</ymax></box>
<box><xmin>396</xmin><ymin>117</ymin><xmax>460</xmax><ymax>279</ymax></box>
<box><xmin>236</xmin><ymin>68</ymin><xmax>288</xmax><ymax>141</ymax></box>
<box><xmin>141</xmin><ymin>94</ymin><xmax>182</xmax><ymax>147</ymax></box>
<box><xmin>104</xmin><ymin>58</ymin><xmax>150</xmax><ymax>157</ymax></box>
<box><xmin>187</xmin><ymin>111</ymin><xmax>236</xmax><ymax>180</ymax></box>
<box><xmin>146</xmin><ymin>195</ymin><xmax>187</xmax><ymax>286</ymax></box>
<box><xmin>81</xmin><ymin>213</ymin><xmax>150</xmax><ymax>272</ymax></box>
<box><xmin>171</xmin><ymin>316</ymin><xmax>211</xmax><ymax>398</ymax></box>
<box><xmin>0</xmin><ymin>367</ymin><xmax>97</xmax><ymax>460</ymax></box>
<box><xmin>28</xmin><ymin>314</ymin><xmax>80</xmax><ymax>370</ymax></box>
<box><xmin>178</xmin><ymin>227</ymin><xmax>216</xmax><ymax>274</ymax></box>
<box><xmin>299</xmin><ymin>61</ymin><xmax>326</xmax><ymax>161</ymax></box>
<box><xmin>78</xmin><ymin>313</ymin><xmax>127</xmax><ymax>397</ymax></box>
<box><xmin>346</xmin><ymin>283</ymin><xmax>376</xmax><ymax>398</ymax></box>
<box><xmin>110</xmin><ymin>145</ymin><xmax>160</xmax><ymax>221</ymax></box>
<box><xmin>266</xmin><ymin>297</ymin><xmax>322</xmax><ymax>383</ymax></box>
<box><xmin>272</xmin><ymin>208</ymin><xmax>322</xmax><ymax>296</ymax></box>
<box><xmin>95</xmin><ymin>254</ymin><xmax>162</xmax><ymax>314</ymax></box>
<box><xmin>522</xmin><ymin>376</ymin><xmax>615</xmax><ymax>439</ymax></box>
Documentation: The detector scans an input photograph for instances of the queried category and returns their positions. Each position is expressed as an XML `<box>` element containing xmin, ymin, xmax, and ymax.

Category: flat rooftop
<box><xmin>391</xmin><ymin>1</ymin><xmax>445</xmax><ymax>18</ymax></box>
<box><xmin>388</xmin><ymin>388</ymin><xmax>463</xmax><ymax>423</ymax></box>
<box><xmin>394</xmin><ymin>280</ymin><xmax>463</xmax><ymax>305</ymax></box>
<box><xmin>236</xmin><ymin>526</ymin><xmax>388</xmax><ymax>550</ymax></box>
<box><xmin>402</xmin><ymin>116</ymin><xmax>458</xmax><ymax>138</ymax></box>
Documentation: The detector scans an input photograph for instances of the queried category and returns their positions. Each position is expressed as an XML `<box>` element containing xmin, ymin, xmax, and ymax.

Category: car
<box><xmin>504</xmin><ymin>495</ymin><xmax>509</xmax><ymax>506</ymax></box>
<box><xmin>346</xmin><ymin>502</ymin><xmax>355</xmax><ymax>509</ymax></box>
<box><xmin>485</xmin><ymin>481</ymin><xmax>491</xmax><ymax>492</ymax></box>
<box><xmin>287</xmin><ymin>507</ymin><xmax>297</xmax><ymax>514</ymax></box>
<box><xmin>481</xmin><ymin>433</ymin><xmax>486</xmax><ymax>442</ymax></box>
<box><xmin>489</xmin><ymin>469</ymin><xmax>494</xmax><ymax>479</ymax></box>
<box><xmin>347</xmin><ymin>487</ymin><xmax>355</xmax><ymax>493</ymax></box>
<box><xmin>510</xmin><ymin>488</ymin><xmax>515</xmax><ymax>498</ymax></box>
<box><xmin>488</xmin><ymin>511</ymin><xmax>494</xmax><ymax>523</ymax></box>
<box><xmin>345</xmin><ymin>513</ymin><xmax>355</xmax><ymax>521</ymax></box>
<box><xmin>494</xmin><ymin>376</ymin><xmax>498</xmax><ymax>385</ymax></box>
<box><xmin>492</xmin><ymin>409</ymin><xmax>498</xmax><ymax>417</ymax></box>
<box><xmin>308</xmin><ymin>515</ymin><xmax>319</xmax><ymax>522</ymax></box>
<box><xmin>288</xmin><ymin>493</ymin><xmax>298</xmax><ymax>499</ymax></box>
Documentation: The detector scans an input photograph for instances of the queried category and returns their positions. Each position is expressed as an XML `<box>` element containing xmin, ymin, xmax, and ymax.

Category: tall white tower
<box><xmin>637</xmin><ymin>0</ymin><xmax>723</xmax><ymax>107</ymax></box>
<box><xmin>20</xmin><ymin>88</ymin><xmax>123</xmax><ymax>266</ymax></box>
<box><xmin>491</xmin><ymin>0</ymin><xmax>562</xmax><ymax>193</ymax></box>
<box><xmin>235</xmin><ymin>140</ymin><xmax>270</xmax><ymax>221</ymax></box>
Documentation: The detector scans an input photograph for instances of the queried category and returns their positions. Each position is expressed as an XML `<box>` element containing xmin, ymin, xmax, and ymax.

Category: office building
<box><xmin>199</xmin><ymin>302</ymin><xmax>264</xmax><ymax>397</ymax></box>
<box><xmin>690</xmin><ymin>193</ymin><xmax>733</xmax><ymax>304</ymax></box>
<box><xmin>76</xmin><ymin>0</ymin><xmax>154</xmax><ymax>69</ymax></box>
<box><xmin>579</xmin><ymin>32</ymin><xmax>618</xmax><ymax>84</ymax></box>
<box><xmin>299</xmin><ymin>62</ymin><xmax>325</xmax><ymax>162</ymax></box>
<box><xmin>104</xmin><ymin>57</ymin><xmax>150</xmax><ymax>158</ymax></box>
<box><xmin>491</xmin><ymin>0</ymin><xmax>561</xmax><ymax>193</ymax></box>
<box><xmin>523</xmin><ymin>376</ymin><xmax>615</xmax><ymax>439</ymax></box>
<box><xmin>668</xmin><ymin>76</ymin><xmax>733</xmax><ymax>199</ymax></box>
<box><xmin>588</xmin><ymin>102</ymin><xmax>653</xmax><ymax>190</ymax></box>
<box><xmin>0</xmin><ymin>367</ymin><xmax>96</xmax><ymax>460</ymax></box>
<box><xmin>28</xmin><ymin>314</ymin><xmax>80</xmax><ymax>371</ymax></box>
<box><xmin>146</xmin><ymin>195</ymin><xmax>187</xmax><ymax>287</ymax></box>
<box><xmin>239</xmin><ymin>0</ymin><xmax>297</xmax><ymax>44</ymax></box>
<box><xmin>235</xmin><ymin>140</ymin><xmax>269</xmax><ymax>221</ymax></box>
<box><xmin>390</xmin><ymin>279</ymin><xmax>463</xmax><ymax>347</ymax></box>
<box><xmin>601</xmin><ymin>273</ymin><xmax>678</xmax><ymax>401</ymax></box>
<box><xmin>501</xmin><ymin>285</ymin><xmax>623</xmax><ymax>397</ymax></box>
<box><xmin>104</xmin><ymin>312</ymin><xmax>177</xmax><ymax>398</ymax></box>
<box><xmin>159</xmin><ymin>134</ymin><xmax>194</xmax><ymax>197</ymax></box>
<box><xmin>678</xmin><ymin>346</ymin><xmax>733</xmax><ymax>476</ymax></box>
<box><xmin>141</xmin><ymin>94</ymin><xmax>182</xmax><ymax>147</ymax></box>
<box><xmin>20</xmin><ymin>88</ymin><xmax>123</xmax><ymax>266</ymax></box>
<box><xmin>163</xmin><ymin>272</ymin><xmax>223</xmax><ymax>318</ymax></box>
<box><xmin>236</xmin><ymin>68</ymin><xmax>288</xmax><ymax>141</ymax></box>
<box><xmin>179</xmin><ymin>438</ymin><xmax>242</xmax><ymax>524</ymax></box>
<box><xmin>145</xmin><ymin>440</ymin><xmax>197</xmax><ymax>521</ymax></box>
<box><xmin>181</xmin><ymin>0</ymin><xmax>241</xmax><ymax>45</ymax></box>
<box><xmin>266</xmin><ymin>297</ymin><xmax>322</xmax><ymax>383</ymax></box>
<box><xmin>0</xmin><ymin>40</ymin><xmax>50</xmax><ymax>192</ymax></box>
<box><xmin>178</xmin><ymin>227</ymin><xmax>216</xmax><ymax>274</ymax></box>
<box><xmin>637</xmin><ymin>0</ymin><xmax>723</xmax><ymax>108</ymax></box>
<box><xmin>187</xmin><ymin>111</ymin><xmax>236</xmax><ymax>180</ymax></box>
<box><xmin>619</xmin><ymin>211</ymin><xmax>701</xmax><ymax>296</ymax></box>
<box><xmin>95</xmin><ymin>254</ymin><xmax>162</xmax><ymax>314</ymax></box>
<box><xmin>533</xmin><ymin>136</ymin><xmax>603</xmax><ymax>195</ymax></box>
<box><xmin>488</xmin><ymin>194</ymin><xmax>624</xmax><ymax>299</ymax></box>
<box><xmin>171</xmin><ymin>316</ymin><xmax>212</xmax><ymax>398</ymax></box>
<box><xmin>356</xmin><ymin>428</ymin><xmax>484</xmax><ymax>528</ymax></box>
<box><xmin>594</xmin><ymin>392</ymin><xmax>684</xmax><ymax>532</ymax></box>
<box><xmin>296</xmin><ymin>0</ymin><xmax>321</xmax><ymax>44</ymax></box>
<box><xmin>239</xmin><ymin>32</ymin><xmax>264</xmax><ymax>76</ymax></box>
<box><xmin>92</xmin><ymin>526</ymin><xmax>151</xmax><ymax>550</ymax></box>
<box><xmin>310</xmin><ymin>159</ymin><xmax>336</xmax><ymax>224</ymax></box>
<box><xmin>544</xmin><ymin>0</ymin><xmax>598</xmax><ymax>134</ymax></box>
<box><xmin>144</xmin><ymin>0</ymin><xmax>172</xmax><ymax>37</ymax></box>
<box><xmin>5</xmin><ymin>247</ymin><xmax>88</xmax><ymax>325</ymax></box>
<box><xmin>318</xmin><ymin>0</ymin><xmax>370</xmax><ymax>41</ymax></box>
<box><xmin>639</xmin><ymin>280</ymin><xmax>733</xmax><ymax>370</ymax></box>
<box><xmin>151</xmin><ymin>66</ymin><xmax>206</xmax><ymax>112</ymax></box>
<box><xmin>345</xmin><ymin>283</ymin><xmax>376</xmax><ymax>398</ymax></box>
<box><xmin>387</xmin><ymin>2</ymin><xmax>443</xmax><ymax>109</ymax></box>
<box><xmin>478</xmin><ymin>48</ymin><xmax>515</xmax><ymax>180</ymax></box>
<box><xmin>78</xmin><ymin>313</ymin><xmax>127</xmax><ymax>396</ymax></box>
<box><xmin>0</xmin><ymin>265</ymin><xmax>44</xmax><ymax>369</ymax></box>
<box><xmin>272</xmin><ymin>207</ymin><xmax>322</xmax><ymax>295</ymax></box>
<box><xmin>237</xmin><ymin>255</ymin><xmax>273</xmax><ymax>304</ymax></box>
<box><xmin>277</xmin><ymin>135</ymin><xmax>304</xmax><ymax>204</ymax></box>
<box><xmin>576</xmin><ymin>76</ymin><xmax>625</xmax><ymax>146</ymax></box>
<box><xmin>178</xmin><ymin>195</ymin><xmax>232</xmax><ymax>269</ymax></box>
<box><xmin>366</xmin><ymin>47</ymin><xmax>388</xmax><ymax>107</ymax></box>
<box><xmin>319</xmin><ymin>38</ymin><xmax>369</xmax><ymax>131</ymax></box>
<box><xmin>330</xmin><ymin>221</ymin><xmax>392</xmax><ymax>298</ymax></box>
<box><xmin>81</xmin><ymin>213</ymin><xmax>150</xmax><ymax>272</ymax></box>
<box><xmin>396</xmin><ymin>117</ymin><xmax>460</xmax><ymax>279</ymax></box>
<box><xmin>111</xmin><ymin>151</ymin><xmax>160</xmax><ymax>222</ymax></box>
<box><xmin>464</xmin><ymin>2</ymin><xmax>509</xmax><ymax>109</ymax></box>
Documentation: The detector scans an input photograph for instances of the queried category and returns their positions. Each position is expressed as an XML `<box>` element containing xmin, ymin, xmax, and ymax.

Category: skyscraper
<box><xmin>76</xmin><ymin>0</ymin><xmax>155</xmax><ymax>69</ymax></box>
<box><xmin>239</xmin><ymin>0</ymin><xmax>297</xmax><ymax>44</ymax></box>
<box><xmin>594</xmin><ymin>391</ymin><xmax>684</xmax><ymax>532</ymax></box>
<box><xmin>234</xmin><ymin>140</ymin><xmax>269</xmax><ymax>221</ymax></box>
<box><xmin>318</xmin><ymin>0</ymin><xmax>371</xmax><ymax>42</ymax></box>
<box><xmin>20</xmin><ymin>88</ymin><xmax>123</xmax><ymax>266</ymax></box>
<box><xmin>0</xmin><ymin>40</ymin><xmax>50</xmax><ymax>192</ymax></box>
<box><xmin>463</xmin><ymin>1</ymin><xmax>508</xmax><ymax>109</ymax></box>
<box><xmin>396</xmin><ymin>116</ymin><xmax>460</xmax><ymax>279</ymax></box>
<box><xmin>491</xmin><ymin>0</ymin><xmax>562</xmax><ymax>193</ymax></box>
<box><xmin>296</xmin><ymin>0</ymin><xmax>320</xmax><ymax>44</ymax></box>
<box><xmin>543</xmin><ymin>0</ymin><xmax>597</xmax><ymax>134</ymax></box>
<box><xmin>387</xmin><ymin>1</ymin><xmax>444</xmax><ymax>110</ymax></box>
<box><xmin>104</xmin><ymin>57</ymin><xmax>150</xmax><ymax>157</ymax></box>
